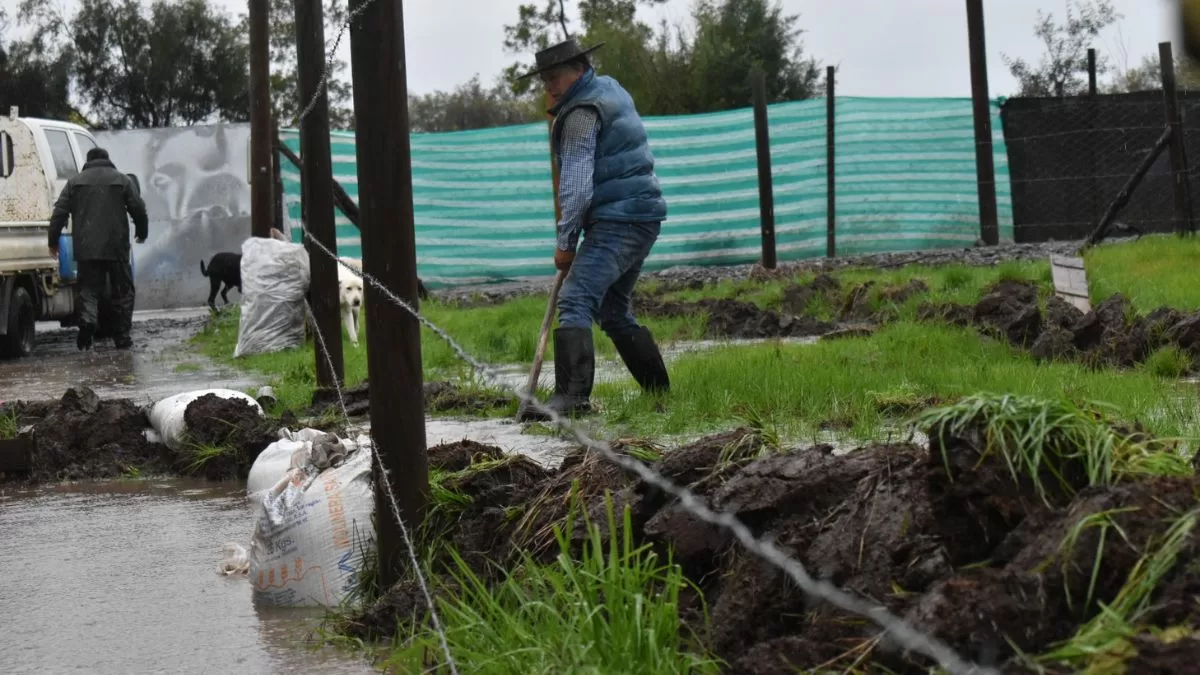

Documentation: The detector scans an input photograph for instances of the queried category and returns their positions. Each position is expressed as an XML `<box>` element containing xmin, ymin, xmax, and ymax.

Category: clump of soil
<box><xmin>1</xmin><ymin>387</ymin><xmax>299</xmax><ymax>484</ymax></box>
<box><xmin>181</xmin><ymin>394</ymin><xmax>281</xmax><ymax>480</ymax></box>
<box><xmin>345</xmin><ymin>411</ymin><xmax>1200</xmax><ymax>674</ymax></box>
<box><xmin>309</xmin><ymin>380</ymin><xmax>511</xmax><ymax>419</ymax></box>
<box><xmin>914</xmin><ymin>279</ymin><xmax>1200</xmax><ymax>373</ymax></box>
<box><xmin>2</xmin><ymin>388</ymin><xmax>173</xmax><ymax>483</ymax></box>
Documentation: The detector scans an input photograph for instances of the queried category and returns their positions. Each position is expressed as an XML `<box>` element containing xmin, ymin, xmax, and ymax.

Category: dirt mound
<box><xmin>309</xmin><ymin>380</ymin><xmax>511</xmax><ymax>419</ymax></box>
<box><xmin>181</xmin><ymin>394</ymin><xmax>281</xmax><ymax>480</ymax></box>
<box><xmin>637</xmin><ymin>296</ymin><xmax>836</xmax><ymax>339</ymax></box>
<box><xmin>913</xmin><ymin>280</ymin><xmax>1200</xmax><ymax>373</ymax></box>
<box><xmin>3</xmin><ymin>388</ymin><xmax>172</xmax><ymax>482</ymax></box>
<box><xmin>346</xmin><ymin>411</ymin><xmax>1200</xmax><ymax>673</ymax></box>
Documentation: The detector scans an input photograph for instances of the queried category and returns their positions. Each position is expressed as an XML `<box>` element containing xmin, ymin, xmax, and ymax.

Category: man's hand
<box><xmin>554</xmin><ymin>248</ymin><xmax>575</xmax><ymax>271</ymax></box>
<box><xmin>135</xmin><ymin>237</ymin><xmax>146</xmax><ymax>244</ymax></box>
<box><xmin>49</xmin><ymin>246</ymin><xmax>58</xmax><ymax>258</ymax></box>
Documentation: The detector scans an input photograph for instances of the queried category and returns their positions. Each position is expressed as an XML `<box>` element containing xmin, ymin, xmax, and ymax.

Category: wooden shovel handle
<box><xmin>524</xmin><ymin>270</ymin><xmax>567</xmax><ymax>397</ymax></box>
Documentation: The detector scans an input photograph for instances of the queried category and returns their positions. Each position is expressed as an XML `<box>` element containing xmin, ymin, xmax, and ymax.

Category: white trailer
<box><xmin>0</xmin><ymin>107</ymin><xmax>140</xmax><ymax>358</ymax></box>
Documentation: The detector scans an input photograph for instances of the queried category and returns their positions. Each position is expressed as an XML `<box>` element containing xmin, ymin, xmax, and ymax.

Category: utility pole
<box><xmin>965</xmin><ymin>0</ymin><xmax>1000</xmax><ymax>246</ymax></box>
<box><xmin>248</xmin><ymin>0</ymin><xmax>273</xmax><ymax>238</ymax></box>
<box><xmin>348</xmin><ymin>0</ymin><xmax>428</xmax><ymax>587</ymax></box>
<box><xmin>294</xmin><ymin>0</ymin><xmax>344</xmax><ymax>388</ymax></box>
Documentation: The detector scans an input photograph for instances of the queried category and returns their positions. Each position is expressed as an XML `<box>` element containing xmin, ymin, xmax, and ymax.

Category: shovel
<box><xmin>516</xmin><ymin>270</ymin><xmax>566</xmax><ymax>421</ymax></box>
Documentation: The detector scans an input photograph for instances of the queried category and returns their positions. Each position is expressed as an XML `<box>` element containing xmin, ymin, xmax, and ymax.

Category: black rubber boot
<box><xmin>77</xmin><ymin>323</ymin><xmax>95</xmax><ymax>351</ymax></box>
<box><xmin>519</xmin><ymin>327</ymin><xmax>595</xmax><ymax>422</ymax></box>
<box><xmin>609</xmin><ymin>325</ymin><xmax>670</xmax><ymax>394</ymax></box>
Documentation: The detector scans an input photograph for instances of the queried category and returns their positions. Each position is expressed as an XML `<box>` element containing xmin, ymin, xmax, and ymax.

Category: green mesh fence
<box><xmin>279</xmin><ymin>96</ymin><xmax>1014</xmax><ymax>288</ymax></box>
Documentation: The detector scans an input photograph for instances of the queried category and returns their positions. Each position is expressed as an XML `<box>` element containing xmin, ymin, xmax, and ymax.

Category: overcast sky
<box><xmin>15</xmin><ymin>0</ymin><xmax>1181</xmax><ymax>98</ymax></box>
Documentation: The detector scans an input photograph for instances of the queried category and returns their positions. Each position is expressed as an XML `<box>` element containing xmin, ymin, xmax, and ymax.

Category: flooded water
<box><xmin>0</xmin><ymin>478</ymin><xmax>378</xmax><ymax>675</ymax></box>
<box><xmin>0</xmin><ymin>308</ymin><xmax>260</xmax><ymax>404</ymax></box>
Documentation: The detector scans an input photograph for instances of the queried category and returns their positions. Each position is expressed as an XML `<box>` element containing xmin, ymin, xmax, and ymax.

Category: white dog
<box><xmin>338</xmin><ymin>256</ymin><xmax>365</xmax><ymax>345</ymax></box>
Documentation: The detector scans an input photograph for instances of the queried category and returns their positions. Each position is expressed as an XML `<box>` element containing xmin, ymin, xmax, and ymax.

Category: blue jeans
<box><xmin>558</xmin><ymin>220</ymin><xmax>661</xmax><ymax>334</ymax></box>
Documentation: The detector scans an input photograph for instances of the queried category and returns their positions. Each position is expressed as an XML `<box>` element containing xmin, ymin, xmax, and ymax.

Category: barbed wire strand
<box><xmin>295</xmin><ymin>0</ymin><xmax>382</xmax><ymax>123</ymax></box>
<box><xmin>294</xmin><ymin>223</ymin><xmax>999</xmax><ymax>675</ymax></box>
<box><xmin>301</xmin><ymin>299</ymin><xmax>460</xmax><ymax>675</ymax></box>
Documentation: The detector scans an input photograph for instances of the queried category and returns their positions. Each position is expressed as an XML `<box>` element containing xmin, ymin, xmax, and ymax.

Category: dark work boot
<box><xmin>518</xmin><ymin>327</ymin><xmax>595</xmax><ymax>422</ymax></box>
<box><xmin>609</xmin><ymin>326</ymin><xmax>670</xmax><ymax>394</ymax></box>
<box><xmin>77</xmin><ymin>324</ymin><xmax>95</xmax><ymax>351</ymax></box>
<box><xmin>113</xmin><ymin>334</ymin><xmax>133</xmax><ymax>350</ymax></box>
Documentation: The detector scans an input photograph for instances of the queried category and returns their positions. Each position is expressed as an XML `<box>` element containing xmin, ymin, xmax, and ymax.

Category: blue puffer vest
<box><xmin>550</xmin><ymin>69</ymin><xmax>667</xmax><ymax>224</ymax></box>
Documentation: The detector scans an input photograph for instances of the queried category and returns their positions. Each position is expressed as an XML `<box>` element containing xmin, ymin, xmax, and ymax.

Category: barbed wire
<box><xmin>295</xmin><ymin>0</ymin><xmax>383</xmax><ymax>123</ymax></box>
<box><xmin>301</xmin><ymin>299</ymin><xmax>459</xmax><ymax>675</ymax></box>
<box><xmin>294</xmin><ymin>222</ymin><xmax>998</xmax><ymax>675</ymax></box>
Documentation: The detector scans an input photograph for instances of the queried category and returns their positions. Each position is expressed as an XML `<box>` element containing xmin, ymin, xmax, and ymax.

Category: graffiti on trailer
<box><xmin>95</xmin><ymin>123</ymin><xmax>255</xmax><ymax>311</ymax></box>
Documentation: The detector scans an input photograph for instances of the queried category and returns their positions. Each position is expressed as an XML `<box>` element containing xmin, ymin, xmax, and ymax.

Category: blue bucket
<box><xmin>56</xmin><ymin>234</ymin><xmax>137</xmax><ymax>281</ymax></box>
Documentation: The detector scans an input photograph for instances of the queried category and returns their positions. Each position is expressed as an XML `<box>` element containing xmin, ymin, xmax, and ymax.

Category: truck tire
<box><xmin>0</xmin><ymin>287</ymin><xmax>35</xmax><ymax>359</ymax></box>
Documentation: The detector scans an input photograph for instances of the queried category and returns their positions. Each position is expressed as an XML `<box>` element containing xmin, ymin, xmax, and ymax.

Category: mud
<box><xmin>308</xmin><ymin>380</ymin><xmax>512</xmax><ymax>419</ymax></box>
<box><xmin>344</xmin><ymin>414</ymin><xmax>1200</xmax><ymax>674</ymax></box>
<box><xmin>435</xmin><ymin>239</ymin><xmax>1095</xmax><ymax>307</ymax></box>
<box><xmin>914</xmin><ymin>279</ymin><xmax>1200</xmax><ymax>372</ymax></box>
<box><xmin>182</xmin><ymin>394</ymin><xmax>287</xmax><ymax>480</ymax></box>
<box><xmin>2</xmin><ymin>387</ymin><xmax>293</xmax><ymax>484</ymax></box>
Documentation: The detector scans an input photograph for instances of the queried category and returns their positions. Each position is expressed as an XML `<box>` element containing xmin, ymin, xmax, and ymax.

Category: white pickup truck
<box><xmin>0</xmin><ymin>107</ymin><xmax>140</xmax><ymax>358</ymax></box>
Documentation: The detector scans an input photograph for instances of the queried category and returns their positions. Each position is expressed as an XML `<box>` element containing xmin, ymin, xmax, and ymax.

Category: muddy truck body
<box><xmin>0</xmin><ymin>108</ymin><xmax>140</xmax><ymax>358</ymax></box>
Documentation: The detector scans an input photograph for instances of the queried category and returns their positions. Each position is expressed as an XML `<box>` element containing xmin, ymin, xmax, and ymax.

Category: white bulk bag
<box><xmin>234</xmin><ymin>237</ymin><xmax>311</xmax><ymax>358</ymax></box>
<box><xmin>147</xmin><ymin>389</ymin><xmax>263</xmax><ymax>452</ymax></box>
<box><xmin>249</xmin><ymin>434</ymin><xmax>376</xmax><ymax>609</ymax></box>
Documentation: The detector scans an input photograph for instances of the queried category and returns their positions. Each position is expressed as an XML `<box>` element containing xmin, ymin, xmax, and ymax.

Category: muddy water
<box><xmin>0</xmin><ymin>309</ymin><xmax>260</xmax><ymax>404</ymax></box>
<box><xmin>0</xmin><ymin>478</ymin><xmax>377</xmax><ymax>675</ymax></box>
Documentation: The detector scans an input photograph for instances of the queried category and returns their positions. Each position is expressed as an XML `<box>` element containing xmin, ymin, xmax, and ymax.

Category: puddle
<box><xmin>0</xmin><ymin>478</ymin><xmax>376</xmax><ymax>675</ymax></box>
<box><xmin>0</xmin><ymin>309</ymin><xmax>260</xmax><ymax>404</ymax></box>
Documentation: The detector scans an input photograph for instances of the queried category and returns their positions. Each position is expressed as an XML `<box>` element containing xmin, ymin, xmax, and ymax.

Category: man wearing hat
<box><xmin>517</xmin><ymin>37</ymin><xmax>671</xmax><ymax>422</ymax></box>
<box><xmin>48</xmin><ymin>147</ymin><xmax>149</xmax><ymax>351</ymax></box>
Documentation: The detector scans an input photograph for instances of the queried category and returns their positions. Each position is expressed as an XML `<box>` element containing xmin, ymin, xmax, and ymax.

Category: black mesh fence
<box><xmin>999</xmin><ymin>92</ymin><xmax>1200</xmax><ymax>243</ymax></box>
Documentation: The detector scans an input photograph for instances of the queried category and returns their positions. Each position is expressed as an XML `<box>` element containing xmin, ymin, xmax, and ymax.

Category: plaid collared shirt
<box><xmin>555</xmin><ymin>107</ymin><xmax>600</xmax><ymax>252</ymax></box>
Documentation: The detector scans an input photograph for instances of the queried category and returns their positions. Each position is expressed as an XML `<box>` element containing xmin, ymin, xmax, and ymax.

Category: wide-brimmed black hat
<box><xmin>516</xmin><ymin>37</ymin><xmax>605</xmax><ymax>80</ymax></box>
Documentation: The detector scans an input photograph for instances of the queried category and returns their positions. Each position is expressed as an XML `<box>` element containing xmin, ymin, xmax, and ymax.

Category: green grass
<box><xmin>386</xmin><ymin>494</ymin><xmax>720</xmax><ymax>674</ymax></box>
<box><xmin>0</xmin><ymin>408</ymin><xmax>17</xmax><ymax>440</ymax></box>
<box><xmin>1142</xmin><ymin>345</ymin><xmax>1194</xmax><ymax>379</ymax></box>
<box><xmin>643</xmin><ymin>258</ymin><xmax>1051</xmax><ymax>322</ymax></box>
<box><xmin>911</xmin><ymin>393</ymin><xmax>1192</xmax><ymax>504</ymax></box>
<box><xmin>1085</xmin><ymin>233</ymin><xmax>1200</xmax><ymax>311</ymax></box>
<box><xmin>594</xmin><ymin>322</ymin><xmax>1200</xmax><ymax>441</ymax></box>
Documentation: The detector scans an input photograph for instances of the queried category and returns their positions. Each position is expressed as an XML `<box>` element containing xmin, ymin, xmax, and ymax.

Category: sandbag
<box><xmin>249</xmin><ymin>433</ymin><xmax>376</xmax><ymax>608</ymax></box>
<box><xmin>234</xmin><ymin>237</ymin><xmax>311</xmax><ymax>358</ymax></box>
<box><xmin>245</xmin><ymin>428</ymin><xmax>340</xmax><ymax>499</ymax></box>
<box><xmin>219</xmin><ymin>542</ymin><xmax>250</xmax><ymax>575</ymax></box>
<box><xmin>147</xmin><ymin>389</ymin><xmax>263</xmax><ymax>452</ymax></box>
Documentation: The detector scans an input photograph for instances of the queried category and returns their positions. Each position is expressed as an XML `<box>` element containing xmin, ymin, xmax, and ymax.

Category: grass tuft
<box><xmin>0</xmin><ymin>408</ymin><xmax>18</xmax><ymax>440</ymax></box>
<box><xmin>1142</xmin><ymin>345</ymin><xmax>1193</xmax><ymax>379</ymax></box>
<box><xmin>386</xmin><ymin>492</ymin><xmax>721</xmax><ymax>674</ymax></box>
<box><xmin>912</xmin><ymin>394</ymin><xmax>1192</xmax><ymax>504</ymax></box>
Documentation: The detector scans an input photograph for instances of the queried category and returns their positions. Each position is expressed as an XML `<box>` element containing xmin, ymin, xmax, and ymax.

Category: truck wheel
<box><xmin>1</xmin><ymin>287</ymin><xmax>36</xmax><ymax>358</ymax></box>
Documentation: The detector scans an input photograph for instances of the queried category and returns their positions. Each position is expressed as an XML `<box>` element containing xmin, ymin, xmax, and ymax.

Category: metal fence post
<box><xmin>826</xmin><ymin>65</ymin><xmax>836</xmax><ymax>258</ymax></box>
<box><xmin>965</xmin><ymin>0</ymin><xmax>1000</xmax><ymax>246</ymax></box>
<box><xmin>1159</xmin><ymin>41</ymin><xmax>1195</xmax><ymax>234</ymax></box>
<box><xmin>751</xmin><ymin>69</ymin><xmax>777</xmax><ymax>269</ymax></box>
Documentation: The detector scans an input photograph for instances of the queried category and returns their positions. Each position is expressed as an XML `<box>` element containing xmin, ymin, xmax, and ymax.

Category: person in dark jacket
<box><xmin>516</xmin><ymin>38</ymin><xmax>670</xmax><ymax>422</ymax></box>
<box><xmin>48</xmin><ymin>147</ymin><xmax>149</xmax><ymax>351</ymax></box>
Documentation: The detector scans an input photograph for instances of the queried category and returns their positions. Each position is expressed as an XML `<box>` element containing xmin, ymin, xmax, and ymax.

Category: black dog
<box><xmin>200</xmin><ymin>252</ymin><xmax>242</xmax><ymax>309</ymax></box>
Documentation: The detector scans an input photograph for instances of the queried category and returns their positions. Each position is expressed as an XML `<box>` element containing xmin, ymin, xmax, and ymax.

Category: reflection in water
<box><xmin>0</xmin><ymin>479</ymin><xmax>377</xmax><ymax>675</ymax></box>
<box><xmin>1</xmin><ymin>310</ymin><xmax>259</xmax><ymax>405</ymax></box>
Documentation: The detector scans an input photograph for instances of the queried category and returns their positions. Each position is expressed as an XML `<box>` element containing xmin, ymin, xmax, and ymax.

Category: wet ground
<box><xmin>0</xmin><ymin>309</ymin><xmax>260</xmax><ymax>405</ymax></box>
<box><xmin>0</xmin><ymin>478</ymin><xmax>376</xmax><ymax>675</ymax></box>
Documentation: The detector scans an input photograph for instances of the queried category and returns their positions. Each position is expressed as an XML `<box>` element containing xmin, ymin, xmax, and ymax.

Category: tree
<box><xmin>1001</xmin><ymin>0</ymin><xmax>1121</xmax><ymax>97</ymax></box>
<box><xmin>16</xmin><ymin>0</ymin><xmax>249</xmax><ymax>129</ymax></box>
<box><xmin>688</xmin><ymin>0</ymin><xmax>822</xmax><ymax>111</ymax></box>
<box><xmin>408</xmin><ymin>75</ymin><xmax>542</xmax><ymax>133</ymax></box>
<box><xmin>261</xmin><ymin>0</ymin><xmax>354</xmax><ymax>130</ymax></box>
<box><xmin>0</xmin><ymin>8</ymin><xmax>75</xmax><ymax>120</ymax></box>
<box><xmin>1107</xmin><ymin>53</ymin><xmax>1200</xmax><ymax>93</ymax></box>
<box><xmin>500</xmin><ymin>0</ymin><xmax>821</xmax><ymax>116</ymax></box>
